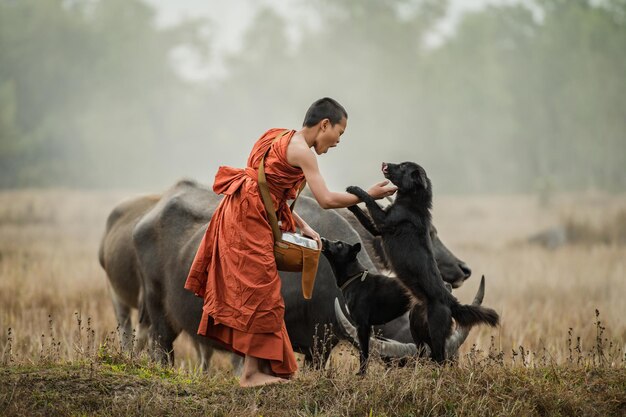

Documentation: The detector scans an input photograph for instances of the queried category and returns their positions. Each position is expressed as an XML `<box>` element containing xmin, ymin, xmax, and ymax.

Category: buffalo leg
<box><xmin>109</xmin><ymin>286</ymin><xmax>134</xmax><ymax>352</ymax></box>
<box><xmin>193</xmin><ymin>341</ymin><xmax>214</xmax><ymax>371</ymax></box>
<box><xmin>230</xmin><ymin>355</ymin><xmax>244</xmax><ymax>375</ymax></box>
<box><xmin>135</xmin><ymin>288</ymin><xmax>151</xmax><ymax>352</ymax></box>
<box><xmin>144</xmin><ymin>287</ymin><xmax>177</xmax><ymax>366</ymax></box>
<box><xmin>135</xmin><ymin>320</ymin><xmax>150</xmax><ymax>352</ymax></box>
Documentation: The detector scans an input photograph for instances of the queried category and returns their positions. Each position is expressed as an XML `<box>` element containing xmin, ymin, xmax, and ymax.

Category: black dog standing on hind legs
<box><xmin>346</xmin><ymin>162</ymin><xmax>500</xmax><ymax>363</ymax></box>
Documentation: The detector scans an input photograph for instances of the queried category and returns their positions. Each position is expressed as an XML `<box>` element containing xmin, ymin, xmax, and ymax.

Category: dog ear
<box><xmin>350</xmin><ymin>242</ymin><xmax>362</xmax><ymax>256</ymax></box>
<box><xmin>411</xmin><ymin>169</ymin><xmax>428</xmax><ymax>189</ymax></box>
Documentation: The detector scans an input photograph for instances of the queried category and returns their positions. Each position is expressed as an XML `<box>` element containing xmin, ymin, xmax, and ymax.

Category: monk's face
<box><xmin>315</xmin><ymin>117</ymin><xmax>347</xmax><ymax>155</ymax></box>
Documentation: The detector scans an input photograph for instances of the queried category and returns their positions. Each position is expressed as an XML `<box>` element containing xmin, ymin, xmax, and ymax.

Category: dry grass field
<box><xmin>0</xmin><ymin>187</ymin><xmax>625</xmax><ymax>416</ymax></box>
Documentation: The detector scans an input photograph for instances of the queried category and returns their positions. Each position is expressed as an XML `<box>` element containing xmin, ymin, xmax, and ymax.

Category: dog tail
<box><xmin>449</xmin><ymin>298</ymin><xmax>499</xmax><ymax>328</ymax></box>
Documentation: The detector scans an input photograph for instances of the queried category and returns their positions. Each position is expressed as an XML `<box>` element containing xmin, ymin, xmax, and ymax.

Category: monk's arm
<box><xmin>291</xmin><ymin>145</ymin><xmax>395</xmax><ymax>209</ymax></box>
<box><xmin>292</xmin><ymin>211</ymin><xmax>321</xmax><ymax>246</ymax></box>
<box><xmin>303</xmin><ymin>167</ymin><xmax>361</xmax><ymax>209</ymax></box>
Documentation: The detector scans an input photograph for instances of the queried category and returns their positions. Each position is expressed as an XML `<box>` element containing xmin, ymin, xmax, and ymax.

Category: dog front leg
<box><xmin>347</xmin><ymin>205</ymin><xmax>381</xmax><ymax>236</ymax></box>
<box><xmin>346</xmin><ymin>186</ymin><xmax>387</xmax><ymax>229</ymax></box>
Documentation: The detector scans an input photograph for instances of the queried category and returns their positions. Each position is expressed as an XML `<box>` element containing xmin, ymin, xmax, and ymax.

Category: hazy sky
<box><xmin>143</xmin><ymin>0</ymin><xmax>528</xmax><ymax>80</ymax></box>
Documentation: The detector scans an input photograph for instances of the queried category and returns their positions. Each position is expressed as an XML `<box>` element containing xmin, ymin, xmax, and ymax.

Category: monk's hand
<box><xmin>301</xmin><ymin>224</ymin><xmax>321</xmax><ymax>249</ymax></box>
<box><xmin>367</xmin><ymin>180</ymin><xmax>397</xmax><ymax>200</ymax></box>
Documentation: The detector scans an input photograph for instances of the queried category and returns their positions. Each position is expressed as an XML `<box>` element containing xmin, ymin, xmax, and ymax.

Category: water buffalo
<box><xmin>98</xmin><ymin>185</ymin><xmax>229</xmax><ymax>367</ymax></box>
<box><xmin>98</xmin><ymin>194</ymin><xmax>160</xmax><ymax>351</ymax></box>
<box><xmin>130</xmin><ymin>179</ymin><xmax>380</xmax><ymax>367</ymax></box>
<box><xmin>99</xmin><ymin>179</ymin><xmax>476</xmax><ymax>369</ymax></box>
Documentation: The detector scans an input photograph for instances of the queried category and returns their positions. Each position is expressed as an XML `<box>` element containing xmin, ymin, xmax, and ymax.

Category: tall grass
<box><xmin>0</xmin><ymin>189</ymin><xmax>625</xmax><ymax>415</ymax></box>
<box><xmin>0</xmin><ymin>190</ymin><xmax>626</xmax><ymax>415</ymax></box>
<box><xmin>1</xmin><ymin>189</ymin><xmax>625</xmax><ymax>368</ymax></box>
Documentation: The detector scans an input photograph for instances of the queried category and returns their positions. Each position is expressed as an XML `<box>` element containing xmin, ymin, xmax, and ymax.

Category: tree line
<box><xmin>1</xmin><ymin>0</ymin><xmax>625</xmax><ymax>193</ymax></box>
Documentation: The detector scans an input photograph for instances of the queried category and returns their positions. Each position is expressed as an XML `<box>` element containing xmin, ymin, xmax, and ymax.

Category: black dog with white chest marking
<box><xmin>346</xmin><ymin>162</ymin><xmax>499</xmax><ymax>363</ymax></box>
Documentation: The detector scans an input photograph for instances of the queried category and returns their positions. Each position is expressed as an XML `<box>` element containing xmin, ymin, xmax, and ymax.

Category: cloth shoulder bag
<box><xmin>258</xmin><ymin>130</ymin><xmax>321</xmax><ymax>299</ymax></box>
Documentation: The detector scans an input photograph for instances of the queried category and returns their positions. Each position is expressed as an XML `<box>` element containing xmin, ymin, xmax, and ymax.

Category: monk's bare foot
<box><xmin>239</xmin><ymin>372</ymin><xmax>291</xmax><ymax>387</ymax></box>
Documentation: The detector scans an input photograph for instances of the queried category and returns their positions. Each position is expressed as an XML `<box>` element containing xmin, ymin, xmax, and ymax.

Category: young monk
<box><xmin>184</xmin><ymin>97</ymin><xmax>397</xmax><ymax>387</ymax></box>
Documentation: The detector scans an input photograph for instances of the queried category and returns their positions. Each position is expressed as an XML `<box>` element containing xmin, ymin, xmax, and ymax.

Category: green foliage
<box><xmin>0</xmin><ymin>0</ymin><xmax>208</xmax><ymax>187</ymax></box>
<box><xmin>208</xmin><ymin>0</ymin><xmax>626</xmax><ymax>193</ymax></box>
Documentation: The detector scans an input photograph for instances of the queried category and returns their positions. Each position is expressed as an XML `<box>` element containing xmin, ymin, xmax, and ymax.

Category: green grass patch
<box><xmin>1</xmin><ymin>362</ymin><xmax>625</xmax><ymax>416</ymax></box>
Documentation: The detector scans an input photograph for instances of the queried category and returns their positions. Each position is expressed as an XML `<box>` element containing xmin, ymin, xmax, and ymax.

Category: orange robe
<box><xmin>184</xmin><ymin>128</ymin><xmax>304</xmax><ymax>377</ymax></box>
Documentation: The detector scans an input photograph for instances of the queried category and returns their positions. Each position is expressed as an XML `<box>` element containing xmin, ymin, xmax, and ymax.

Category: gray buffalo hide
<box><xmin>100</xmin><ymin>179</ymin><xmax>473</xmax><ymax>369</ymax></box>
<box><xmin>130</xmin><ymin>180</ymin><xmax>374</xmax><ymax>367</ymax></box>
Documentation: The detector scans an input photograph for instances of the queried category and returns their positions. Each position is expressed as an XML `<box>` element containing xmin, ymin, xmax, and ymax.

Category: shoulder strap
<box><xmin>258</xmin><ymin>130</ymin><xmax>307</xmax><ymax>242</ymax></box>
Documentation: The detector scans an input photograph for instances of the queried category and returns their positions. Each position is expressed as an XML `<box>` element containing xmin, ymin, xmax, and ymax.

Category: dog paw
<box><xmin>346</xmin><ymin>186</ymin><xmax>366</xmax><ymax>197</ymax></box>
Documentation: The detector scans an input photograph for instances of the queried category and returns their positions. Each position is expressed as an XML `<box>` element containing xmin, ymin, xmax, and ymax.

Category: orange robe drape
<box><xmin>184</xmin><ymin>128</ymin><xmax>305</xmax><ymax>377</ymax></box>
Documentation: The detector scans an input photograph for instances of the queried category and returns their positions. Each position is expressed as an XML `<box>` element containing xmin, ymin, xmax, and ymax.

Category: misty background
<box><xmin>1</xmin><ymin>0</ymin><xmax>625</xmax><ymax>194</ymax></box>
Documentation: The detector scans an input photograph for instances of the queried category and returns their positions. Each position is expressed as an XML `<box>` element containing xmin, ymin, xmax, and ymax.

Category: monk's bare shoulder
<box><xmin>286</xmin><ymin>133</ymin><xmax>315</xmax><ymax>168</ymax></box>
